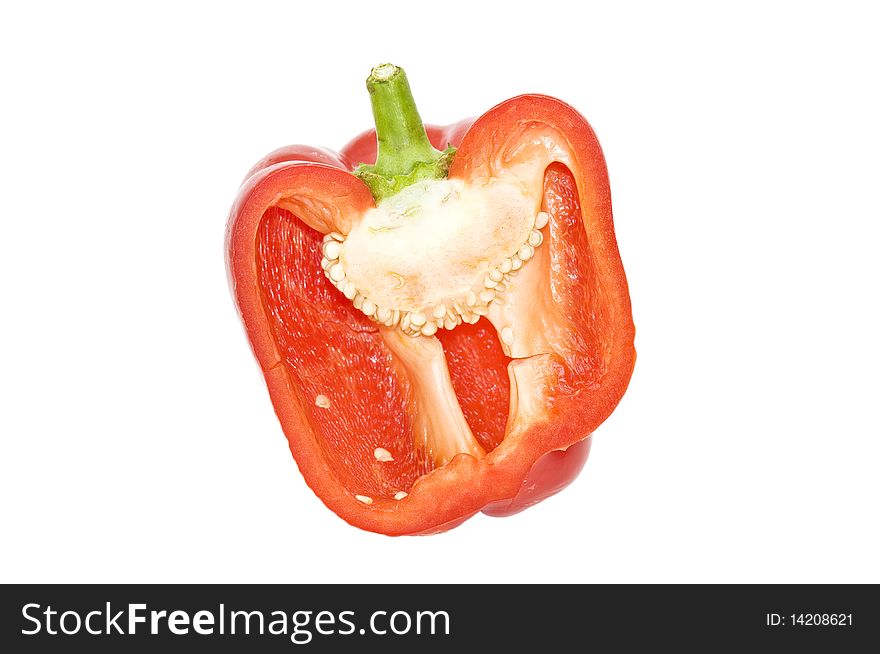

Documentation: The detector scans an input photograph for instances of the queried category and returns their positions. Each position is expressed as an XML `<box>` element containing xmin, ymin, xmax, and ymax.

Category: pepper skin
<box><xmin>226</xmin><ymin>66</ymin><xmax>635</xmax><ymax>535</ymax></box>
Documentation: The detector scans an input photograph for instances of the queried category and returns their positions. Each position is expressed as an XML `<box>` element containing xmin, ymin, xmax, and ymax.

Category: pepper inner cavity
<box><xmin>321</xmin><ymin>178</ymin><xmax>546</xmax><ymax>336</ymax></box>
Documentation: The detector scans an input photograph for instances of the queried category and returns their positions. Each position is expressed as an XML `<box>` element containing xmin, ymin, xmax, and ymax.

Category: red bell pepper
<box><xmin>226</xmin><ymin>64</ymin><xmax>635</xmax><ymax>535</ymax></box>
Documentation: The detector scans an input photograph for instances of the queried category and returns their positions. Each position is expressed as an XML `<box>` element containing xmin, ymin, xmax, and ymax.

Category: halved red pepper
<box><xmin>226</xmin><ymin>64</ymin><xmax>635</xmax><ymax>535</ymax></box>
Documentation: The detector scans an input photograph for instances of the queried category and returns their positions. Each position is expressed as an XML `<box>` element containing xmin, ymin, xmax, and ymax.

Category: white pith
<box><xmin>321</xmin><ymin>178</ymin><xmax>547</xmax><ymax>337</ymax></box>
<box><xmin>381</xmin><ymin>328</ymin><xmax>486</xmax><ymax>467</ymax></box>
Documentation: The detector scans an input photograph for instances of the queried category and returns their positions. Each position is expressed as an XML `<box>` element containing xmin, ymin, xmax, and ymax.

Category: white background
<box><xmin>2</xmin><ymin>2</ymin><xmax>878</xmax><ymax>583</ymax></box>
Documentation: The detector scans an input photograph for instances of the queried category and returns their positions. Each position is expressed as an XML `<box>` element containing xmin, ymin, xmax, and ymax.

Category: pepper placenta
<box><xmin>226</xmin><ymin>64</ymin><xmax>635</xmax><ymax>535</ymax></box>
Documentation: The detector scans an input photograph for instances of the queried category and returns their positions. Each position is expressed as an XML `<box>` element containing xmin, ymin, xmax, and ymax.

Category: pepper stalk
<box><xmin>355</xmin><ymin>64</ymin><xmax>455</xmax><ymax>202</ymax></box>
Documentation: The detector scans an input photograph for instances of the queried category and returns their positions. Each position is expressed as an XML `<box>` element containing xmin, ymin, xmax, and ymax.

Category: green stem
<box><xmin>355</xmin><ymin>64</ymin><xmax>455</xmax><ymax>201</ymax></box>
